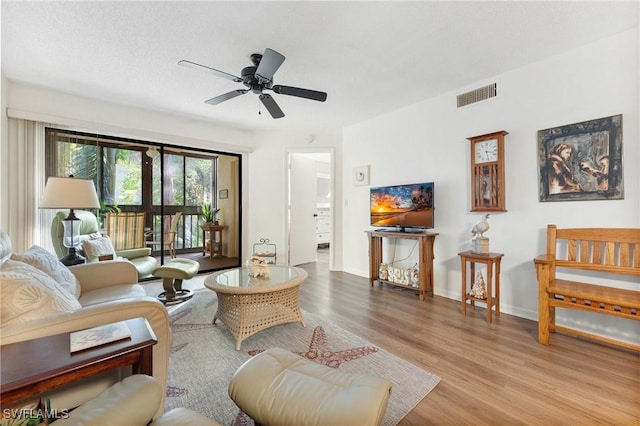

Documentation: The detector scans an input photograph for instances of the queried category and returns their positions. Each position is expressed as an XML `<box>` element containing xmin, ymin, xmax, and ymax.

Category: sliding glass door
<box><xmin>45</xmin><ymin>128</ymin><xmax>241</xmax><ymax>275</ymax></box>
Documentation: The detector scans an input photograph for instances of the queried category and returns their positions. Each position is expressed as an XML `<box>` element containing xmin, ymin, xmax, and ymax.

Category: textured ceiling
<box><xmin>2</xmin><ymin>1</ymin><xmax>638</xmax><ymax>132</ymax></box>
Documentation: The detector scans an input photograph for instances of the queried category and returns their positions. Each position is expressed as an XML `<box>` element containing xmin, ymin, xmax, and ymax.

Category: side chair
<box><xmin>146</xmin><ymin>212</ymin><xmax>182</xmax><ymax>258</ymax></box>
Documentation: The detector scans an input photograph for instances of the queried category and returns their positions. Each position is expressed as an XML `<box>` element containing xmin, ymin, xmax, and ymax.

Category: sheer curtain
<box><xmin>2</xmin><ymin>118</ymin><xmax>50</xmax><ymax>252</ymax></box>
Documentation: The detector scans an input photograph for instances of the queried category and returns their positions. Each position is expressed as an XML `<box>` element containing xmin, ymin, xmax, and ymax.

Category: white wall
<box><xmin>342</xmin><ymin>29</ymin><xmax>639</xmax><ymax>345</ymax></box>
<box><xmin>247</xmin><ymin>129</ymin><xmax>343</xmax><ymax>268</ymax></box>
<box><xmin>216</xmin><ymin>155</ymin><xmax>239</xmax><ymax>257</ymax></box>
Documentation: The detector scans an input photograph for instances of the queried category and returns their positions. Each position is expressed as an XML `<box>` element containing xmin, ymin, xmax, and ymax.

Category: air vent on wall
<box><xmin>457</xmin><ymin>83</ymin><xmax>497</xmax><ymax>108</ymax></box>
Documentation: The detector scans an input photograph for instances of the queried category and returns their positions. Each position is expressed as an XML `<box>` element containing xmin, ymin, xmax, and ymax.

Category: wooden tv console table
<box><xmin>366</xmin><ymin>230</ymin><xmax>438</xmax><ymax>301</ymax></box>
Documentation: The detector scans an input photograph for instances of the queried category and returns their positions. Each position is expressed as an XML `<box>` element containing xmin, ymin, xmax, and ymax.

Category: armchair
<box><xmin>51</xmin><ymin>210</ymin><xmax>157</xmax><ymax>279</ymax></box>
<box><xmin>0</xmin><ymin>230</ymin><xmax>171</xmax><ymax>419</ymax></box>
<box><xmin>105</xmin><ymin>212</ymin><xmax>158</xmax><ymax>279</ymax></box>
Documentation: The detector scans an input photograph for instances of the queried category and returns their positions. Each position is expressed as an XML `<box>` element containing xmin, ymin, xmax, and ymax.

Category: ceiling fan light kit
<box><xmin>146</xmin><ymin>146</ymin><xmax>160</xmax><ymax>159</ymax></box>
<box><xmin>179</xmin><ymin>48</ymin><xmax>327</xmax><ymax>119</ymax></box>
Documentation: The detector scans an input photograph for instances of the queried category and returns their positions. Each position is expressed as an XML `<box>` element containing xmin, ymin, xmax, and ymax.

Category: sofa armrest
<box><xmin>70</xmin><ymin>260</ymin><xmax>139</xmax><ymax>293</ymax></box>
<box><xmin>0</xmin><ymin>297</ymin><xmax>171</xmax><ymax>419</ymax></box>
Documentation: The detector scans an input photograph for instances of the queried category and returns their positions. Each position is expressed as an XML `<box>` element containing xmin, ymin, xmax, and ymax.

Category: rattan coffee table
<box><xmin>204</xmin><ymin>266</ymin><xmax>308</xmax><ymax>350</ymax></box>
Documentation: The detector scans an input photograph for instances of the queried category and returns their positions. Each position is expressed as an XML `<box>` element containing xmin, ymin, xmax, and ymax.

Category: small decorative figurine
<box><xmin>471</xmin><ymin>214</ymin><xmax>491</xmax><ymax>239</ymax></box>
<box><xmin>410</xmin><ymin>268</ymin><xmax>419</xmax><ymax>288</ymax></box>
<box><xmin>470</xmin><ymin>270</ymin><xmax>487</xmax><ymax>299</ymax></box>
<box><xmin>379</xmin><ymin>263</ymin><xmax>388</xmax><ymax>280</ymax></box>
<box><xmin>387</xmin><ymin>267</ymin><xmax>395</xmax><ymax>282</ymax></box>
<box><xmin>247</xmin><ymin>256</ymin><xmax>270</xmax><ymax>277</ymax></box>
<box><xmin>400</xmin><ymin>268</ymin><xmax>409</xmax><ymax>285</ymax></box>
<box><xmin>471</xmin><ymin>214</ymin><xmax>491</xmax><ymax>254</ymax></box>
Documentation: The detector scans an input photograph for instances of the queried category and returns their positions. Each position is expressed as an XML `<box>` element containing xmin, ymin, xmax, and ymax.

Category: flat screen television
<box><xmin>370</xmin><ymin>182</ymin><xmax>434</xmax><ymax>231</ymax></box>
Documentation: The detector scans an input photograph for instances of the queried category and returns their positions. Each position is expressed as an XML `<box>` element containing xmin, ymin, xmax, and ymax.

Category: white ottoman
<box><xmin>153</xmin><ymin>258</ymin><xmax>199</xmax><ymax>304</ymax></box>
<box><xmin>228</xmin><ymin>347</ymin><xmax>392</xmax><ymax>426</ymax></box>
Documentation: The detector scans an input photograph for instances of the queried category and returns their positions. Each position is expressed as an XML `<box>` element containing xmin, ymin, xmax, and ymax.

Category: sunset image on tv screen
<box><xmin>370</xmin><ymin>182</ymin><xmax>434</xmax><ymax>228</ymax></box>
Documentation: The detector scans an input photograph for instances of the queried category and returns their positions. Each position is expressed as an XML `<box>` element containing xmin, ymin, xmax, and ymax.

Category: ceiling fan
<box><xmin>179</xmin><ymin>48</ymin><xmax>327</xmax><ymax>119</ymax></box>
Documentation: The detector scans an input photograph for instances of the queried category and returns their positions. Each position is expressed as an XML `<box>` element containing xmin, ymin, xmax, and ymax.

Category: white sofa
<box><xmin>0</xmin><ymin>230</ymin><xmax>171</xmax><ymax>419</ymax></box>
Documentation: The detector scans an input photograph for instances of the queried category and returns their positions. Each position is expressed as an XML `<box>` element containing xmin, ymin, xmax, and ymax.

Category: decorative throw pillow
<box><xmin>0</xmin><ymin>259</ymin><xmax>81</xmax><ymax>327</ymax></box>
<box><xmin>11</xmin><ymin>245</ymin><xmax>81</xmax><ymax>298</ymax></box>
<box><xmin>82</xmin><ymin>236</ymin><xmax>116</xmax><ymax>262</ymax></box>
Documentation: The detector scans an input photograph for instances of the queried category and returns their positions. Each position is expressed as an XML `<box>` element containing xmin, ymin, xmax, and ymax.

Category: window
<box><xmin>45</xmin><ymin>128</ymin><xmax>227</xmax><ymax>259</ymax></box>
<box><xmin>104</xmin><ymin>147</ymin><xmax>142</xmax><ymax>206</ymax></box>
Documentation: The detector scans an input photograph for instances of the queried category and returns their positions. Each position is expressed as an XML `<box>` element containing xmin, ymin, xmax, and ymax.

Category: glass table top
<box><xmin>204</xmin><ymin>266</ymin><xmax>307</xmax><ymax>292</ymax></box>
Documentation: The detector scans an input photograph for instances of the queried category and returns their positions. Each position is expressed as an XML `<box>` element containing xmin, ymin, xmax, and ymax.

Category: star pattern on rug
<box><xmin>248</xmin><ymin>325</ymin><xmax>379</xmax><ymax>369</ymax></box>
<box><xmin>166</xmin><ymin>385</ymin><xmax>189</xmax><ymax>398</ymax></box>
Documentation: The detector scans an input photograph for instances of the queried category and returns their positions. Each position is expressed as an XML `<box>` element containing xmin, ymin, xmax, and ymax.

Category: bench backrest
<box><xmin>546</xmin><ymin>224</ymin><xmax>640</xmax><ymax>277</ymax></box>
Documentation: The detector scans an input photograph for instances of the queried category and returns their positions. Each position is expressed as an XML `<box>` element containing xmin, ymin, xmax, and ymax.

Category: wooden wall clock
<box><xmin>468</xmin><ymin>130</ymin><xmax>508</xmax><ymax>212</ymax></box>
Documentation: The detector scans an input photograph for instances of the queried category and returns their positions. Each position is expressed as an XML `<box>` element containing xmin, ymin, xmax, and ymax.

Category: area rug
<box><xmin>165</xmin><ymin>289</ymin><xmax>440</xmax><ymax>425</ymax></box>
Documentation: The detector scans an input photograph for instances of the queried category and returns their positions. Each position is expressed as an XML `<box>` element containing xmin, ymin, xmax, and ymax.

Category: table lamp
<box><xmin>40</xmin><ymin>176</ymin><xmax>101</xmax><ymax>266</ymax></box>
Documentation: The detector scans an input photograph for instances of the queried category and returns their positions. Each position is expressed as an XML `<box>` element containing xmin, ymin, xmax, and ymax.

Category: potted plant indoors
<box><xmin>97</xmin><ymin>200</ymin><xmax>121</xmax><ymax>229</ymax></box>
<box><xmin>201</xmin><ymin>203</ymin><xmax>220</xmax><ymax>225</ymax></box>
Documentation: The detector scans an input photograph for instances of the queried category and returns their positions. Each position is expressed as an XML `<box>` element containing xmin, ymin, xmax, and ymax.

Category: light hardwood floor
<box><xmin>144</xmin><ymin>257</ymin><xmax>639</xmax><ymax>425</ymax></box>
<box><xmin>294</xmin><ymin>261</ymin><xmax>639</xmax><ymax>426</ymax></box>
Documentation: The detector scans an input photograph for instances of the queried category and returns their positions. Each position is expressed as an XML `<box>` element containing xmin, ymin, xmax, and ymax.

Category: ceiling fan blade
<box><xmin>178</xmin><ymin>60</ymin><xmax>242</xmax><ymax>83</ymax></box>
<box><xmin>205</xmin><ymin>89</ymin><xmax>249</xmax><ymax>105</ymax></box>
<box><xmin>272</xmin><ymin>85</ymin><xmax>327</xmax><ymax>102</ymax></box>
<box><xmin>259</xmin><ymin>94</ymin><xmax>285</xmax><ymax>119</ymax></box>
<box><xmin>255</xmin><ymin>48</ymin><xmax>285</xmax><ymax>85</ymax></box>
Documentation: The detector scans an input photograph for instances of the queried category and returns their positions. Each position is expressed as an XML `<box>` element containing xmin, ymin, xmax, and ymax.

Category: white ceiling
<box><xmin>2</xmin><ymin>1</ymin><xmax>638</xmax><ymax>132</ymax></box>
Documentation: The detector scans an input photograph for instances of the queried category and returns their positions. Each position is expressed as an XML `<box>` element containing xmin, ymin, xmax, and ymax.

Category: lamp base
<box><xmin>59</xmin><ymin>251</ymin><xmax>85</xmax><ymax>266</ymax></box>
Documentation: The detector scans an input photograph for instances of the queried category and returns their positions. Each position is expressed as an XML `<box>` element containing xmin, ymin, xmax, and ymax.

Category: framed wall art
<box><xmin>219</xmin><ymin>189</ymin><xmax>228</xmax><ymax>199</ymax></box>
<box><xmin>537</xmin><ymin>114</ymin><xmax>623</xmax><ymax>202</ymax></box>
<box><xmin>353</xmin><ymin>165</ymin><xmax>370</xmax><ymax>186</ymax></box>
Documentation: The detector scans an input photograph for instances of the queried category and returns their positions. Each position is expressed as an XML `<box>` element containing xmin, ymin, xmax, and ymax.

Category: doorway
<box><xmin>287</xmin><ymin>150</ymin><xmax>333</xmax><ymax>269</ymax></box>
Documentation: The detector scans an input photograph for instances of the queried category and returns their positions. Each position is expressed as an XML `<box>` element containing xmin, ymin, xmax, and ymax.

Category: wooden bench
<box><xmin>534</xmin><ymin>224</ymin><xmax>640</xmax><ymax>351</ymax></box>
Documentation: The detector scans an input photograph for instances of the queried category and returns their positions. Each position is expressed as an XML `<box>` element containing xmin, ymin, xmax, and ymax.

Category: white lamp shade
<box><xmin>40</xmin><ymin>176</ymin><xmax>101</xmax><ymax>209</ymax></box>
